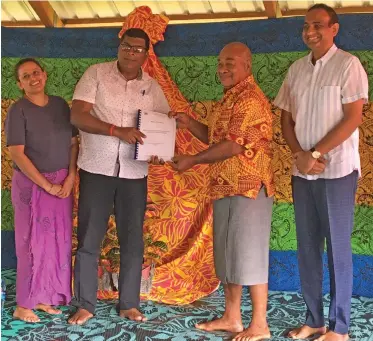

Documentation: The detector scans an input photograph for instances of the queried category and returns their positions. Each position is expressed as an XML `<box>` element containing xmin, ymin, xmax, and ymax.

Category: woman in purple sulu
<box><xmin>5</xmin><ymin>58</ymin><xmax>79</xmax><ymax>323</ymax></box>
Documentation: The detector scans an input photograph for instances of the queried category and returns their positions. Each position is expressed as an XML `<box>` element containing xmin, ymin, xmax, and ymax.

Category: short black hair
<box><xmin>307</xmin><ymin>3</ymin><xmax>339</xmax><ymax>25</ymax></box>
<box><xmin>121</xmin><ymin>28</ymin><xmax>150</xmax><ymax>50</ymax></box>
<box><xmin>15</xmin><ymin>58</ymin><xmax>44</xmax><ymax>81</ymax></box>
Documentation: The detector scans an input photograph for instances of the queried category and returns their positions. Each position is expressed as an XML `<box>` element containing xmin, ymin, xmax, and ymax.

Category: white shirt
<box><xmin>73</xmin><ymin>61</ymin><xmax>170</xmax><ymax>179</ymax></box>
<box><xmin>274</xmin><ymin>44</ymin><xmax>368</xmax><ymax>180</ymax></box>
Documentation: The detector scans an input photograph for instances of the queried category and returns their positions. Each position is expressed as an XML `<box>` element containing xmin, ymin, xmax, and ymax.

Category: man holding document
<box><xmin>134</xmin><ymin>110</ymin><xmax>176</xmax><ymax>162</ymax></box>
<box><xmin>170</xmin><ymin>42</ymin><xmax>274</xmax><ymax>341</ymax></box>
<box><xmin>68</xmin><ymin>28</ymin><xmax>170</xmax><ymax>325</ymax></box>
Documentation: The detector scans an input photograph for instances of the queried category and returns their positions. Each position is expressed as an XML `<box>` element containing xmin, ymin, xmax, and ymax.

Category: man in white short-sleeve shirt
<box><xmin>275</xmin><ymin>4</ymin><xmax>368</xmax><ymax>341</ymax></box>
<box><xmin>68</xmin><ymin>28</ymin><xmax>170</xmax><ymax>325</ymax></box>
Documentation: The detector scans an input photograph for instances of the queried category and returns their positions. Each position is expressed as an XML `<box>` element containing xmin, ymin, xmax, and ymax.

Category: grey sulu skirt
<box><xmin>212</xmin><ymin>188</ymin><xmax>273</xmax><ymax>285</ymax></box>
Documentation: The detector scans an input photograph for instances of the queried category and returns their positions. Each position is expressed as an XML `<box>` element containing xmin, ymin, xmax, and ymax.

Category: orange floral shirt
<box><xmin>208</xmin><ymin>75</ymin><xmax>274</xmax><ymax>200</ymax></box>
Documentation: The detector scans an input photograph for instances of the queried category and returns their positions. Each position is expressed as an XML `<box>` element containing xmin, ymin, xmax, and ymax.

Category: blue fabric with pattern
<box><xmin>2</xmin><ymin>14</ymin><xmax>373</xmax><ymax>58</ymax></box>
<box><xmin>1</xmin><ymin>269</ymin><xmax>373</xmax><ymax>341</ymax></box>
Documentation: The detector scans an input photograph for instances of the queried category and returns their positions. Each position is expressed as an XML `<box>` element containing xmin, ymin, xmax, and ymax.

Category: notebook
<box><xmin>134</xmin><ymin>109</ymin><xmax>176</xmax><ymax>162</ymax></box>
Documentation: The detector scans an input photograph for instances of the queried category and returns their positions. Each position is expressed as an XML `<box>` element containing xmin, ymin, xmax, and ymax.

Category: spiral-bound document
<box><xmin>134</xmin><ymin>110</ymin><xmax>176</xmax><ymax>161</ymax></box>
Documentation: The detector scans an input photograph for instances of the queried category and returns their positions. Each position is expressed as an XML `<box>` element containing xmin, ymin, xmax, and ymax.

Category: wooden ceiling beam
<box><xmin>62</xmin><ymin>17</ymin><xmax>132</xmax><ymax>27</ymax></box>
<box><xmin>263</xmin><ymin>1</ymin><xmax>282</xmax><ymax>19</ymax></box>
<box><xmin>1</xmin><ymin>20</ymin><xmax>44</xmax><ymax>27</ymax></box>
<box><xmin>28</xmin><ymin>1</ymin><xmax>63</xmax><ymax>27</ymax></box>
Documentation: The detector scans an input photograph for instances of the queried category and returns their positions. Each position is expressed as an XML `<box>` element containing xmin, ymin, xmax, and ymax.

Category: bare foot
<box><xmin>13</xmin><ymin>306</ymin><xmax>40</xmax><ymax>323</ymax></box>
<box><xmin>233</xmin><ymin>323</ymin><xmax>271</xmax><ymax>341</ymax></box>
<box><xmin>119</xmin><ymin>308</ymin><xmax>147</xmax><ymax>322</ymax></box>
<box><xmin>289</xmin><ymin>325</ymin><xmax>327</xmax><ymax>339</ymax></box>
<box><xmin>195</xmin><ymin>315</ymin><xmax>244</xmax><ymax>333</ymax></box>
<box><xmin>68</xmin><ymin>308</ymin><xmax>93</xmax><ymax>325</ymax></box>
<box><xmin>36</xmin><ymin>304</ymin><xmax>61</xmax><ymax>315</ymax></box>
<box><xmin>315</xmin><ymin>331</ymin><xmax>349</xmax><ymax>341</ymax></box>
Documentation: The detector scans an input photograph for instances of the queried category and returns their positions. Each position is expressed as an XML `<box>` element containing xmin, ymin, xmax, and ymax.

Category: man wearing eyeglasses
<box><xmin>68</xmin><ymin>28</ymin><xmax>170</xmax><ymax>325</ymax></box>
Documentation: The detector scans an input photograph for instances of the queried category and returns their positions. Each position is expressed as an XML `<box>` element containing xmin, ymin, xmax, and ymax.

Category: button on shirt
<box><xmin>73</xmin><ymin>61</ymin><xmax>170</xmax><ymax>179</ymax></box>
<box><xmin>274</xmin><ymin>44</ymin><xmax>368</xmax><ymax>180</ymax></box>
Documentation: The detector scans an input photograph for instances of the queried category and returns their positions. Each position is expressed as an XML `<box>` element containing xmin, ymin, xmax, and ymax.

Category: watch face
<box><xmin>312</xmin><ymin>151</ymin><xmax>321</xmax><ymax>159</ymax></box>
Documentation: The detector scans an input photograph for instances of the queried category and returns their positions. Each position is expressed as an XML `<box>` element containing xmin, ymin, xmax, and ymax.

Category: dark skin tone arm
<box><xmin>163</xmin><ymin>110</ymin><xmax>244</xmax><ymax>171</ymax></box>
<box><xmin>170</xmin><ymin>140</ymin><xmax>244</xmax><ymax>172</ymax></box>
<box><xmin>70</xmin><ymin>99</ymin><xmax>146</xmax><ymax>144</ymax></box>
<box><xmin>185</xmin><ymin>117</ymin><xmax>209</xmax><ymax>145</ymax></box>
<box><xmin>169</xmin><ymin>111</ymin><xmax>208</xmax><ymax>144</ymax></box>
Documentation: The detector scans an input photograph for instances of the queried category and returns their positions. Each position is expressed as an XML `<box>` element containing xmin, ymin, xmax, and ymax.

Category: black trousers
<box><xmin>71</xmin><ymin>170</ymin><xmax>147</xmax><ymax>314</ymax></box>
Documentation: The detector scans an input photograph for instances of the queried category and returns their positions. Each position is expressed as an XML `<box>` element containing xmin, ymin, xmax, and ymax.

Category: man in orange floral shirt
<box><xmin>170</xmin><ymin>42</ymin><xmax>274</xmax><ymax>341</ymax></box>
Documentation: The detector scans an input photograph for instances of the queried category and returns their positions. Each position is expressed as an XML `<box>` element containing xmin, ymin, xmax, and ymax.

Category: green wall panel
<box><xmin>2</xmin><ymin>51</ymin><xmax>372</xmax><ymax>102</ymax></box>
<box><xmin>270</xmin><ymin>203</ymin><xmax>373</xmax><ymax>255</ymax></box>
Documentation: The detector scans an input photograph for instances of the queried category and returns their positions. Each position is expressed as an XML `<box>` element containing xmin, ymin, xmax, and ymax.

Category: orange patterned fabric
<box><xmin>209</xmin><ymin>75</ymin><xmax>274</xmax><ymax>200</ymax></box>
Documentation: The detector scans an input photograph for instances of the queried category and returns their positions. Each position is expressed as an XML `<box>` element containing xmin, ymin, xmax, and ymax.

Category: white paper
<box><xmin>135</xmin><ymin>110</ymin><xmax>176</xmax><ymax>162</ymax></box>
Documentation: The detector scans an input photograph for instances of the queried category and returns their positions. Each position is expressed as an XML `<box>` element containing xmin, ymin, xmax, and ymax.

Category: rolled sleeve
<box><xmin>5</xmin><ymin>104</ymin><xmax>26</xmax><ymax>146</ymax></box>
<box><xmin>73</xmin><ymin>65</ymin><xmax>98</xmax><ymax>104</ymax></box>
<box><xmin>274</xmin><ymin>70</ymin><xmax>292</xmax><ymax>112</ymax></box>
<box><xmin>226</xmin><ymin>95</ymin><xmax>272</xmax><ymax>150</ymax></box>
<box><xmin>341</xmin><ymin>57</ymin><xmax>369</xmax><ymax>104</ymax></box>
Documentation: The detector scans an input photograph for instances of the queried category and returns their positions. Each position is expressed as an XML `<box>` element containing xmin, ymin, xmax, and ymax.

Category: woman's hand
<box><xmin>46</xmin><ymin>183</ymin><xmax>63</xmax><ymax>196</ymax></box>
<box><xmin>57</xmin><ymin>174</ymin><xmax>76</xmax><ymax>198</ymax></box>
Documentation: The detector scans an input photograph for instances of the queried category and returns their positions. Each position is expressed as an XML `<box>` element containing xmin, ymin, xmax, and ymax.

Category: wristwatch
<box><xmin>310</xmin><ymin>147</ymin><xmax>321</xmax><ymax>159</ymax></box>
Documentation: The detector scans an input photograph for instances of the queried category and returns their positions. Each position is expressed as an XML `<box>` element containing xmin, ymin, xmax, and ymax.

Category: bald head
<box><xmin>217</xmin><ymin>42</ymin><xmax>252</xmax><ymax>89</ymax></box>
<box><xmin>221</xmin><ymin>42</ymin><xmax>252</xmax><ymax>64</ymax></box>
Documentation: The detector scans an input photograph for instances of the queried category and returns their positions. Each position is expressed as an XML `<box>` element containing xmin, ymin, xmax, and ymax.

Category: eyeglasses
<box><xmin>120</xmin><ymin>43</ymin><xmax>147</xmax><ymax>54</ymax></box>
<box><xmin>19</xmin><ymin>70</ymin><xmax>42</xmax><ymax>81</ymax></box>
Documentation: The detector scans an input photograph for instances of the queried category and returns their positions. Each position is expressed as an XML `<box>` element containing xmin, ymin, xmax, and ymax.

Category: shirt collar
<box><xmin>307</xmin><ymin>44</ymin><xmax>338</xmax><ymax>66</ymax></box>
<box><xmin>113</xmin><ymin>61</ymin><xmax>144</xmax><ymax>81</ymax></box>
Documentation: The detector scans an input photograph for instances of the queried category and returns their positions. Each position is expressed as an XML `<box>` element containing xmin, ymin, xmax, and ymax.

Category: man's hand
<box><xmin>294</xmin><ymin>151</ymin><xmax>328</xmax><ymax>175</ymax></box>
<box><xmin>57</xmin><ymin>174</ymin><xmax>76</xmax><ymax>198</ymax></box>
<box><xmin>113</xmin><ymin>127</ymin><xmax>146</xmax><ymax>144</ymax></box>
<box><xmin>170</xmin><ymin>155</ymin><xmax>197</xmax><ymax>172</ymax></box>
<box><xmin>294</xmin><ymin>151</ymin><xmax>317</xmax><ymax>175</ymax></box>
<box><xmin>168</xmin><ymin>111</ymin><xmax>190</xmax><ymax>129</ymax></box>
<box><xmin>308</xmin><ymin>157</ymin><xmax>328</xmax><ymax>175</ymax></box>
<box><xmin>148</xmin><ymin>155</ymin><xmax>165</xmax><ymax>165</ymax></box>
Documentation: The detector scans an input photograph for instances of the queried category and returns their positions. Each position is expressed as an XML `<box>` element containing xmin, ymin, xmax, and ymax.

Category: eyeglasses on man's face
<box><xmin>120</xmin><ymin>43</ymin><xmax>147</xmax><ymax>54</ymax></box>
